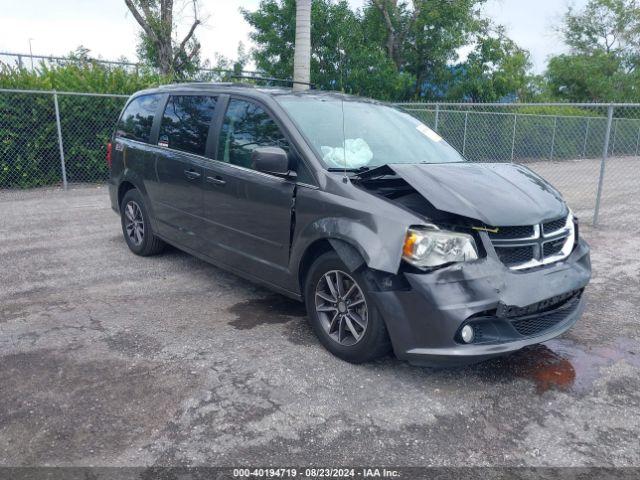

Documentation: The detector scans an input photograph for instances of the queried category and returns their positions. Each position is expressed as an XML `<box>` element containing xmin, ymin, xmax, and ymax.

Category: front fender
<box><xmin>291</xmin><ymin>189</ymin><xmax>418</xmax><ymax>275</ymax></box>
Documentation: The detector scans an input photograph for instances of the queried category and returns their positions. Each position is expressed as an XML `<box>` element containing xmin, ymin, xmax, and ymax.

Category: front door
<box><xmin>151</xmin><ymin>94</ymin><xmax>218</xmax><ymax>250</ymax></box>
<box><xmin>201</xmin><ymin>97</ymin><xmax>296</xmax><ymax>285</ymax></box>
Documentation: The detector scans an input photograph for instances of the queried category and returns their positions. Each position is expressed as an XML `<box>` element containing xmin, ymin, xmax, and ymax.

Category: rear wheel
<box><xmin>304</xmin><ymin>251</ymin><xmax>391</xmax><ymax>363</ymax></box>
<box><xmin>120</xmin><ymin>189</ymin><xmax>165</xmax><ymax>256</ymax></box>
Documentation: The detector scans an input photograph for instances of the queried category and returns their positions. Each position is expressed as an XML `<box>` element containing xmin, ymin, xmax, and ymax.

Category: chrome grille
<box><xmin>490</xmin><ymin>225</ymin><xmax>535</xmax><ymax>240</ymax></box>
<box><xmin>489</xmin><ymin>214</ymin><xmax>575</xmax><ymax>270</ymax></box>
<box><xmin>543</xmin><ymin>218</ymin><xmax>567</xmax><ymax>236</ymax></box>
<box><xmin>496</xmin><ymin>246</ymin><xmax>535</xmax><ymax>267</ymax></box>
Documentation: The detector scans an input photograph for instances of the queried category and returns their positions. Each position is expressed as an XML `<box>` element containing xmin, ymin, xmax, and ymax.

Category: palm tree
<box><xmin>293</xmin><ymin>0</ymin><xmax>311</xmax><ymax>91</ymax></box>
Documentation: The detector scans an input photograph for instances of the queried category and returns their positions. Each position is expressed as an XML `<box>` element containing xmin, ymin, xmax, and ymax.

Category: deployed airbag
<box><xmin>321</xmin><ymin>138</ymin><xmax>373</xmax><ymax>168</ymax></box>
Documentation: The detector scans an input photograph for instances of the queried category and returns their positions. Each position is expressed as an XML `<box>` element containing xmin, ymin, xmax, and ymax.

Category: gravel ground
<box><xmin>1</xmin><ymin>183</ymin><xmax>639</xmax><ymax>468</ymax></box>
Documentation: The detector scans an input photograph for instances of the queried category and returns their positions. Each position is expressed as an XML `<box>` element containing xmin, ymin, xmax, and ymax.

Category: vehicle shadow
<box><xmin>144</xmin><ymin>249</ymin><xmax>639</xmax><ymax>396</ymax></box>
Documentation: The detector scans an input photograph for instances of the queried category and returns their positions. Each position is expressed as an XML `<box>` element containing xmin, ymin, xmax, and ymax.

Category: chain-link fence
<box><xmin>1</xmin><ymin>88</ymin><xmax>638</xmax><ymax>226</ymax></box>
<box><xmin>0</xmin><ymin>89</ymin><xmax>128</xmax><ymax>188</ymax></box>
<box><xmin>398</xmin><ymin>102</ymin><xmax>640</xmax><ymax>226</ymax></box>
<box><xmin>0</xmin><ymin>51</ymin><xmax>262</xmax><ymax>82</ymax></box>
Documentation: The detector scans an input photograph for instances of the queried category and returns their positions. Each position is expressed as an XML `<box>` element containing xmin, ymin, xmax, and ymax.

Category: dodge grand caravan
<box><xmin>108</xmin><ymin>83</ymin><xmax>591</xmax><ymax>366</ymax></box>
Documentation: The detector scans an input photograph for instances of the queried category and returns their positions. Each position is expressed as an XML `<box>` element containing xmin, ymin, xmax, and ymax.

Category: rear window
<box><xmin>158</xmin><ymin>95</ymin><xmax>218</xmax><ymax>156</ymax></box>
<box><xmin>116</xmin><ymin>94</ymin><xmax>162</xmax><ymax>143</ymax></box>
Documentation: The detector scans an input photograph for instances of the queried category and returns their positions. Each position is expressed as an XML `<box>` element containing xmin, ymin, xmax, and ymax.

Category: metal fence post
<box><xmin>593</xmin><ymin>105</ymin><xmax>614</xmax><ymax>226</ymax></box>
<box><xmin>53</xmin><ymin>91</ymin><xmax>68</xmax><ymax>190</ymax></box>
<box><xmin>582</xmin><ymin>117</ymin><xmax>590</xmax><ymax>158</ymax></box>
<box><xmin>434</xmin><ymin>104</ymin><xmax>440</xmax><ymax>133</ymax></box>
<box><xmin>610</xmin><ymin>118</ymin><xmax>618</xmax><ymax>157</ymax></box>
<box><xmin>462</xmin><ymin>111</ymin><xmax>468</xmax><ymax>156</ymax></box>
<box><xmin>635</xmin><ymin>124</ymin><xmax>640</xmax><ymax>156</ymax></box>
<box><xmin>510</xmin><ymin>113</ymin><xmax>518</xmax><ymax>163</ymax></box>
<box><xmin>549</xmin><ymin>116</ymin><xmax>558</xmax><ymax>160</ymax></box>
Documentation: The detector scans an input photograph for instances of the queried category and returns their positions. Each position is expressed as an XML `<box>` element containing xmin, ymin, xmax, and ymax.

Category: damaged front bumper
<box><xmin>370</xmin><ymin>237</ymin><xmax>591</xmax><ymax>367</ymax></box>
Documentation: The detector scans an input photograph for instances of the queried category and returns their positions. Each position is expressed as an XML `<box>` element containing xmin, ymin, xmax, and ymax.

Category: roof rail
<box><xmin>230</xmin><ymin>75</ymin><xmax>313</xmax><ymax>88</ymax></box>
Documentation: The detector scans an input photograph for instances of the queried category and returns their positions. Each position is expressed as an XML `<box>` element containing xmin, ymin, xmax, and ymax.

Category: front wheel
<box><xmin>304</xmin><ymin>251</ymin><xmax>391</xmax><ymax>363</ymax></box>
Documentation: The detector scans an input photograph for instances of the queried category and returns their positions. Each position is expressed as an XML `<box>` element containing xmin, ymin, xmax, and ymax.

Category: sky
<box><xmin>0</xmin><ymin>0</ymin><xmax>587</xmax><ymax>74</ymax></box>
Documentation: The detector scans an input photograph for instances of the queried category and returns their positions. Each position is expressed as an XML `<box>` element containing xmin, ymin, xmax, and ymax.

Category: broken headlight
<box><xmin>402</xmin><ymin>226</ymin><xmax>478</xmax><ymax>269</ymax></box>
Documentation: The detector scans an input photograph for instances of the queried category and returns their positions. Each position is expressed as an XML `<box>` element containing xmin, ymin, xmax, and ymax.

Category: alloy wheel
<box><xmin>124</xmin><ymin>201</ymin><xmax>144</xmax><ymax>246</ymax></box>
<box><xmin>315</xmin><ymin>270</ymin><xmax>368</xmax><ymax>346</ymax></box>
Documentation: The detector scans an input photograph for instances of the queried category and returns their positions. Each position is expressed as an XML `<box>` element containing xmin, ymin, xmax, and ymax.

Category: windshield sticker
<box><xmin>416</xmin><ymin>124</ymin><xmax>443</xmax><ymax>142</ymax></box>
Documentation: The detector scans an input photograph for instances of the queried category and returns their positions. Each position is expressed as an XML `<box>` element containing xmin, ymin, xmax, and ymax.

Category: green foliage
<box><xmin>545</xmin><ymin>0</ymin><xmax>640</xmax><ymax>101</ymax></box>
<box><xmin>447</xmin><ymin>28</ymin><xmax>531</xmax><ymax>102</ymax></box>
<box><xmin>0</xmin><ymin>59</ymin><xmax>168</xmax><ymax>95</ymax></box>
<box><xmin>243</xmin><ymin>0</ymin><xmax>415</xmax><ymax>100</ymax></box>
<box><xmin>0</xmin><ymin>60</ymin><xmax>171</xmax><ymax>188</ymax></box>
<box><xmin>0</xmin><ymin>92</ymin><xmax>60</xmax><ymax>188</ymax></box>
<box><xmin>546</xmin><ymin>51</ymin><xmax>640</xmax><ymax>102</ymax></box>
<box><xmin>211</xmin><ymin>42</ymin><xmax>252</xmax><ymax>81</ymax></box>
<box><xmin>244</xmin><ymin>0</ymin><xmax>531</xmax><ymax>101</ymax></box>
<box><xmin>368</xmin><ymin>0</ymin><xmax>489</xmax><ymax>98</ymax></box>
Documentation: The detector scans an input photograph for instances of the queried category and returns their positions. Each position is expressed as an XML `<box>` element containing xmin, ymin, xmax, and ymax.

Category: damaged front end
<box><xmin>351</xmin><ymin>163</ymin><xmax>591</xmax><ymax>367</ymax></box>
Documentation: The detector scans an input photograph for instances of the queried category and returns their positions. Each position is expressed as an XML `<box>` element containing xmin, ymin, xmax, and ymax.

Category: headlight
<box><xmin>402</xmin><ymin>226</ymin><xmax>478</xmax><ymax>268</ymax></box>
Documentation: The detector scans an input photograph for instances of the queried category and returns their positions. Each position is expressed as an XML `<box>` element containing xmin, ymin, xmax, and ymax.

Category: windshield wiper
<box><xmin>327</xmin><ymin>166</ymin><xmax>371</xmax><ymax>173</ymax></box>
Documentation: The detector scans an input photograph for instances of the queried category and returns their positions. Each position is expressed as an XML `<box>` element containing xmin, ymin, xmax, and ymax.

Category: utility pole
<box><xmin>28</xmin><ymin>38</ymin><xmax>34</xmax><ymax>69</ymax></box>
<box><xmin>293</xmin><ymin>0</ymin><xmax>311</xmax><ymax>91</ymax></box>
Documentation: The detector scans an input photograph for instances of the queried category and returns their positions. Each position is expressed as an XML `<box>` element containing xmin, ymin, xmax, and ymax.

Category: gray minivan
<box><xmin>107</xmin><ymin>83</ymin><xmax>591</xmax><ymax>366</ymax></box>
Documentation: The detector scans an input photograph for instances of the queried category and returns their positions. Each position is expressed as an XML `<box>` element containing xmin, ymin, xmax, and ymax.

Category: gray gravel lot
<box><xmin>1</xmin><ymin>182</ymin><xmax>639</xmax><ymax>467</ymax></box>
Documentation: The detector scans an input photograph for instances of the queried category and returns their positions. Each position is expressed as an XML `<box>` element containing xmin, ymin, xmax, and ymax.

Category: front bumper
<box><xmin>371</xmin><ymin>238</ymin><xmax>591</xmax><ymax>367</ymax></box>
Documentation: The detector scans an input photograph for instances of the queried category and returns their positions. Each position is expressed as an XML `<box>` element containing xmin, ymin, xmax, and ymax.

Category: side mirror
<box><xmin>251</xmin><ymin>147</ymin><xmax>292</xmax><ymax>177</ymax></box>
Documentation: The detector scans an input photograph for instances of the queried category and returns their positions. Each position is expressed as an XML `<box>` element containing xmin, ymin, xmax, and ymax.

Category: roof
<box><xmin>131</xmin><ymin>82</ymin><xmax>381</xmax><ymax>104</ymax></box>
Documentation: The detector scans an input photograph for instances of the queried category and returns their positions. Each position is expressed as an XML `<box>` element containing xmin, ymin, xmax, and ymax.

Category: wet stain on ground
<box><xmin>485</xmin><ymin>337</ymin><xmax>640</xmax><ymax>394</ymax></box>
<box><xmin>228</xmin><ymin>295</ymin><xmax>308</xmax><ymax>330</ymax></box>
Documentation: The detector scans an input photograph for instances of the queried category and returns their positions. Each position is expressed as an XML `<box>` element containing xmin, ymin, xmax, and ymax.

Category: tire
<box><xmin>120</xmin><ymin>189</ymin><xmax>165</xmax><ymax>256</ymax></box>
<box><xmin>304</xmin><ymin>250</ymin><xmax>391</xmax><ymax>363</ymax></box>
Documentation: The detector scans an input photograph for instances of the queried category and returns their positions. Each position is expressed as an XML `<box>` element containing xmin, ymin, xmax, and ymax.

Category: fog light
<box><xmin>461</xmin><ymin>325</ymin><xmax>474</xmax><ymax>344</ymax></box>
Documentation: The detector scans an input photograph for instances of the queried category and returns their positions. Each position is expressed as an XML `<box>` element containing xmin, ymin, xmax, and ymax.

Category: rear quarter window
<box><xmin>116</xmin><ymin>94</ymin><xmax>162</xmax><ymax>143</ymax></box>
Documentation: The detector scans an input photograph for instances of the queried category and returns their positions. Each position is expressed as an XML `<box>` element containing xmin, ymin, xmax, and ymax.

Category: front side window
<box><xmin>217</xmin><ymin>99</ymin><xmax>289</xmax><ymax>169</ymax></box>
<box><xmin>116</xmin><ymin>94</ymin><xmax>162</xmax><ymax>143</ymax></box>
<box><xmin>158</xmin><ymin>95</ymin><xmax>218</xmax><ymax>156</ymax></box>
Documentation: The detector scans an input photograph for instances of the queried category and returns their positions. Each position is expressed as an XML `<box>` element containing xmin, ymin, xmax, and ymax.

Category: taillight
<box><xmin>106</xmin><ymin>142</ymin><xmax>112</xmax><ymax>168</ymax></box>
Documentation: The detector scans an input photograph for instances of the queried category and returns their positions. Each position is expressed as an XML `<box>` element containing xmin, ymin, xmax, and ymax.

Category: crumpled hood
<box><xmin>389</xmin><ymin>162</ymin><xmax>568</xmax><ymax>226</ymax></box>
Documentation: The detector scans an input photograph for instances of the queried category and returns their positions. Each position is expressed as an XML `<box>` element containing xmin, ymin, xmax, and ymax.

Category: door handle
<box><xmin>184</xmin><ymin>169</ymin><xmax>201</xmax><ymax>180</ymax></box>
<box><xmin>206</xmin><ymin>176</ymin><xmax>226</xmax><ymax>186</ymax></box>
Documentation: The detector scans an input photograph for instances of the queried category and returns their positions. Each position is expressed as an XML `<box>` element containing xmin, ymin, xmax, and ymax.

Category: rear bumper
<box><xmin>108</xmin><ymin>180</ymin><xmax>118</xmax><ymax>214</ymax></box>
<box><xmin>371</xmin><ymin>238</ymin><xmax>591</xmax><ymax>367</ymax></box>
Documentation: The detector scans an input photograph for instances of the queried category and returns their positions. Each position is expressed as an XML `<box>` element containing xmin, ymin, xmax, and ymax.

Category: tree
<box><xmin>545</xmin><ymin>0</ymin><xmax>640</xmax><ymax>101</ymax></box>
<box><xmin>243</xmin><ymin>0</ymin><xmax>526</xmax><ymax>101</ymax></box>
<box><xmin>124</xmin><ymin>0</ymin><xmax>203</xmax><ymax>77</ymax></box>
<box><xmin>243</xmin><ymin>0</ymin><xmax>414</xmax><ymax>100</ymax></box>
<box><xmin>210</xmin><ymin>42</ymin><xmax>251</xmax><ymax>81</ymax></box>
<box><xmin>562</xmin><ymin>0</ymin><xmax>640</xmax><ymax>59</ymax></box>
<box><xmin>362</xmin><ymin>0</ymin><xmax>490</xmax><ymax>97</ymax></box>
<box><xmin>448</xmin><ymin>27</ymin><xmax>532</xmax><ymax>102</ymax></box>
<box><xmin>293</xmin><ymin>0</ymin><xmax>311</xmax><ymax>91</ymax></box>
